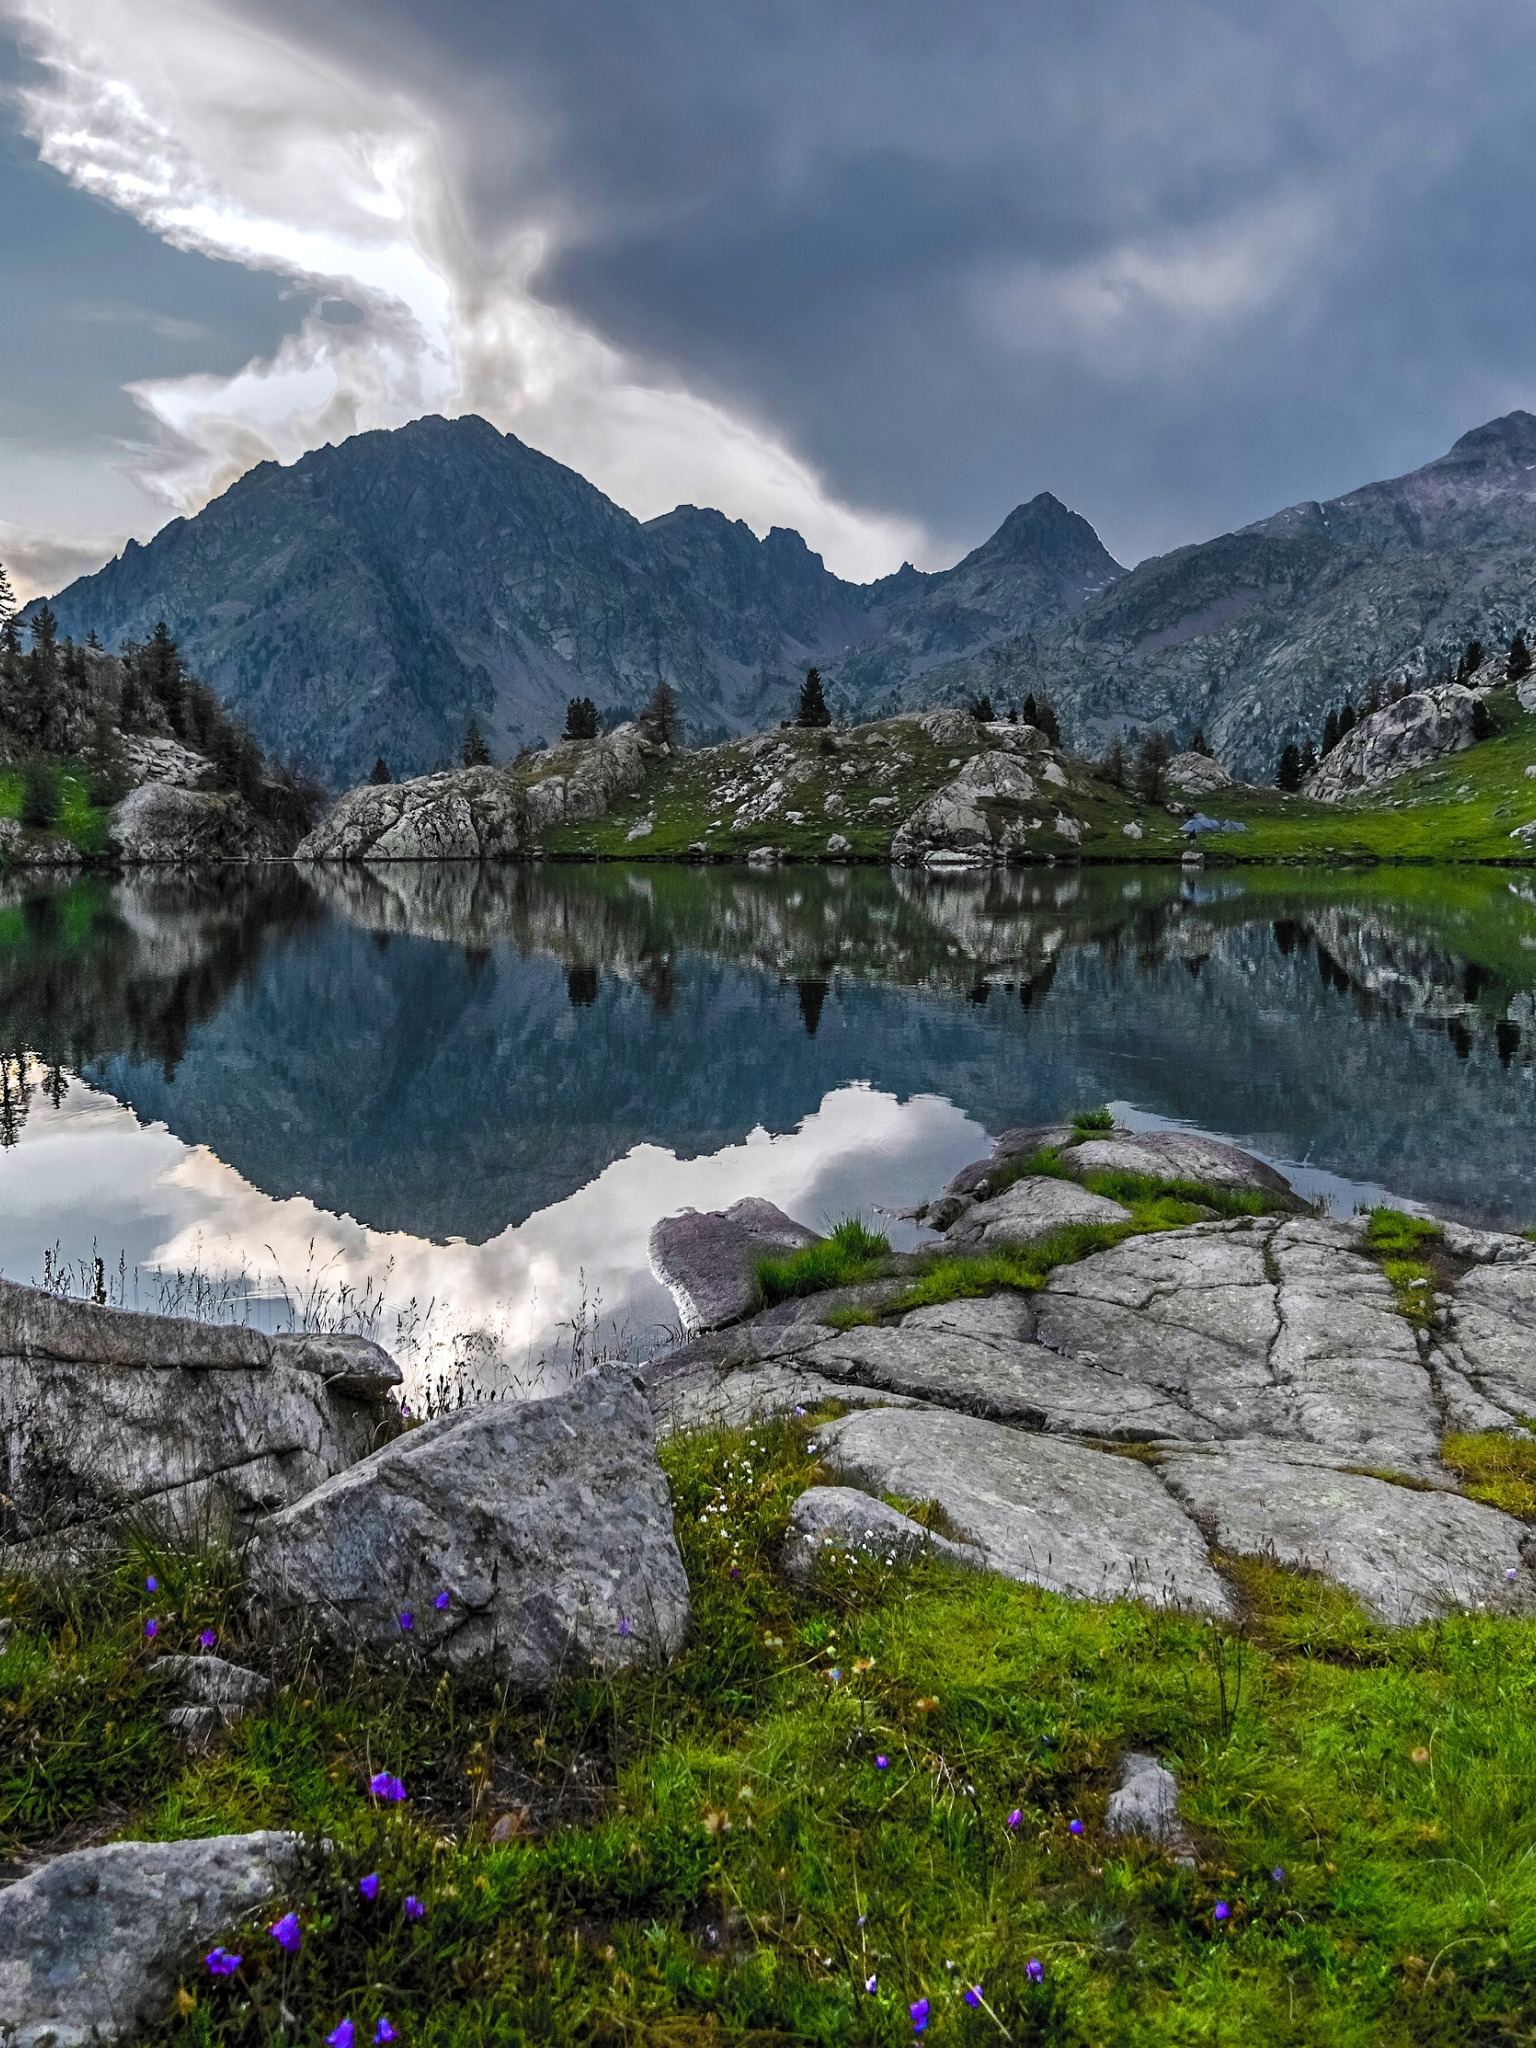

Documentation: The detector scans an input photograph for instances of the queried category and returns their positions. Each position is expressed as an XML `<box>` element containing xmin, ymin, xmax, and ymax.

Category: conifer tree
<box><xmin>1188</xmin><ymin>729</ymin><xmax>1213</xmax><ymax>756</ymax></box>
<box><xmin>1134</xmin><ymin>729</ymin><xmax>1171</xmax><ymax>803</ymax></box>
<box><xmin>1031</xmin><ymin>695</ymin><xmax>1062</xmax><ymax>745</ymax></box>
<box><xmin>1460</xmin><ymin>639</ymin><xmax>1484</xmax><ymax>679</ymax></box>
<box><xmin>1100</xmin><ymin>736</ymin><xmax>1127</xmax><ymax>787</ymax></box>
<box><xmin>1509</xmin><ymin>632</ymin><xmax>1532</xmax><ymax>682</ymax></box>
<box><xmin>1022</xmin><ymin>692</ymin><xmax>1039</xmax><ymax>728</ymax></box>
<box><xmin>563</xmin><ymin>696</ymin><xmax>599</xmax><ymax>740</ymax></box>
<box><xmin>796</xmin><ymin>667</ymin><xmax>832</xmax><ymax>728</ymax></box>
<box><xmin>1321</xmin><ymin>709</ymin><xmax>1340</xmax><ymax>756</ymax></box>
<box><xmin>0</xmin><ymin>560</ymin><xmax>13</xmax><ymax>628</ymax></box>
<box><xmin>640</xmin><ymin>679</ymin><xmax>682</xmax><ymax>746</ymax></box>
<box><xmin>969</xmin><ymin>692</ymin><xmax>995</xmax><ymax>723</ymax></box>
<box><xmin>1276</xmin><ymin>743</ymin><xmax>1302</xmax><ymax>792</ymax></box>
<box><xmin>461</xmin><ymin>718</ymin><xmax>492</xmax><ymax>767</ymax></box>
<box><xmin>369</xmin><ymin>757</ymin><xmax>391</xmax><ymax>785</ymax></box>
<box><xmin>1338</xmin><ymin>704</ymin><xmax>1357</xmax><ymax>741</ymax></box>
<box><xmin>1473</xmin><ymin>695</ymin><xmax>1496</xmax><ymax>740</ymax></box>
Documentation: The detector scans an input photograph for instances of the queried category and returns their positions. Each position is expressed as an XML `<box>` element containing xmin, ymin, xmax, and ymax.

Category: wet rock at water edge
<box><xmin>108</xmin><ymin>781</ymin><xmax>286</xmax><ymax>864</ymax></box>
<box><xmin>249</xmin><ymin>1367</ymin><xmax>690</xmax><ymax>1688</ymax></box>
<box><xmin>941</xmin><ymin>1173</ymin><xmax>1130</xmax><ymax>1250</ymax></box>
<box><xmin>0</xmin><ymin>1831</ymin><xmax>305</xmax><ymax>2046</ymax></box>
<box><xmin>650</xmin><ymin>1196</ymin><xmax>819</xmax><ymax>1332</ymax></box>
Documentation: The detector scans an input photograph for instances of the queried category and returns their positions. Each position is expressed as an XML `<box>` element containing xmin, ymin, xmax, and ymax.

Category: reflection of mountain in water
<box><xmin>0</xmin><ymin>863</ymin><xmax>1534</xmax><ymax>1233</ymax></box>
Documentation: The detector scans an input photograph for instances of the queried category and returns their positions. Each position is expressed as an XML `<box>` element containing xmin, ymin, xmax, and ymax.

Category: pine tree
<box><xmin>1032</xmin><ymin>695</ymin><xmax>1062</xmax><ymax>745</ymax></box>
<box><xmin>461</xmin><ymin>718</ymin><xmax>492</xmax><ymax>767</ymax></box>
<box><xmin>1022</xmin><ymin>693</ymin><xmax>1039</xmax><ymax>728</ymax></box>
<box><xmin>20</xmin><ymin>761</ymin><xmax>55</xmax><ymax>829</ymax></box>
<box><xmin>1188</xmin><ymin>729</ymin><xmax>1213</xmax><ymax>757</ymax></box>
<box><xmin>563</xmin><ymin>696</ymin><xmax>599</xmax><ymax>741</ymax></box>
<box><xmin>640</xmin><ymin>680</ymin><xmax>682</xmax><ymax>747</ymax></box>
<box><xmin>1338</xmin><ymin>704</ymin><xmax>1357</xmax><ymax>741</ymax></box>
<box><xmin>1134</xmin><ymin>729</ymin><xmax>1171</xmax><ymax>803</ymax></box>
<box><xmin>1461</xmin><ymin>639</ymin><xmax>1484</xmax><ymax>679</ymax></box>
<box><xmin>369</xmin><ymin>758</ymin><xmax>391</xmax><ymax>785</ymax></box>
<box><xmin>1276</xmin><ymin>743</ymin><xmax>1302</xmax><ymax>792</ymax></box>
<box><xmin>1300</xmin><ymin>741</ymin><xmax>1318</xmax><ymax>774</ymax></box>
<box><xmin>796</xmin><ymin>668</ymin><xmax>832</xmax><ymax>728</ymax></box>
<box><xmin>1321</xmin><ymin>709</ymin><xmax>1340</xmax><ymax>756</ymax></box>
<box><xmin>970</xmin><ymin>693</ymin><xmax>996</xmax><ymax>723</ymax></box>
<box><xmin>0</xmin><ymin>560</ymin><xmax>13</xmax><ymax>628</ymax></box>
<box><xmin>1473</xmin><ymin>695</ymin><xmax>1496</xmax><ymax>741</ymax></box>
<box><xmin>1100</xmin><ymin>736</ymin><xmax>1127</xmax><ymax>787</ymax></box>
<box><xmin>1509</xmin><ymin>632</ymin><xmax>1532</xmax><ymax>682</ymax></box>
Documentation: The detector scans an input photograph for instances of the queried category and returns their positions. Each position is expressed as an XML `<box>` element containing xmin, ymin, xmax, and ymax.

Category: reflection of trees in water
<box><xmin>0</xmin><ymin>870</ymin><xmax>322</xmax><ymax>1142</ymax></box>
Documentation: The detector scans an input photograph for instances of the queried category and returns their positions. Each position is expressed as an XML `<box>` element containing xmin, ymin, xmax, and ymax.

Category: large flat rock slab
<box><xmin>649</xmin><ymin>1197</ymin><xmax>818</xmax><ymax>1331</ymax></box>
<box><xmin>782</xmin><ymin>1485</ymin><xmax>985</xmax><ymax>1581</ymax></box>
<box><xmin>814</xmin><ymin>1406</ymin><xmax>1232</xmax><ymax>1613</ymax></box>
<box><xmin>0</xmin><ymin>1830</ymin><xmax>304</xmax><ymax>2045</ymax></box>
<box><xmin>650</xmin><ymin>1360</ymin><xmax>924</xmax><ymax>1435</ymax></box>
<box><xmin>1159</xmin><ymin>1449</ymin><xmax>1536</xmax><ymax>1624</ymax></box>
<box><xmin>251</xmin><ymin>1367</ymin><xmax>690</xmax><ymax>1687</ymax></box>
<box><xmin>1443</xmin><ymin>1262</ymin><xmax>1536</xmax><ymax>1422</ymax></box>
<box><xmin>944</xmin><ymin>1174</ymin><xmax>1130</xmax><ymax>1250</ymax></box>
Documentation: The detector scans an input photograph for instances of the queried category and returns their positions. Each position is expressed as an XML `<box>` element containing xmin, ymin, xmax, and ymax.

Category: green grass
<box><xmin>1070</xmin><ymin>1107</ymin><xmax>1115</xmax><ymax>1132</ymax></box>
<box><xmin>11</xmin><ymin>1417</ymin><xmax>1536</xmax><ymax>2044</ymax></box>
<box><xmin>0</xmin><ymin>761</ymin><xmax>110</xmax><ymax>857</ymax></box>
<box><xmin>1441</xmin><ymin>1432</ymin><xmax>1536</xmax><ymax>1521</ymax></box>
<box><xmin>755</xmin><ymin>1218</ymin><xmax>893</xmax><ymax>1306</ymax></box>
<box><xmin>1365</xmin><ymin>1208</ymin><xmax>1445</xmax><ymax>1327</ymax></box>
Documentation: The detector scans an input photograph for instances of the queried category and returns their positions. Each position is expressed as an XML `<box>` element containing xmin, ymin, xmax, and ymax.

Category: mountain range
<box><xmin>34</xmin><ymin>409</ymin><xmax>1536</xmax><ymax>784</ymax></box>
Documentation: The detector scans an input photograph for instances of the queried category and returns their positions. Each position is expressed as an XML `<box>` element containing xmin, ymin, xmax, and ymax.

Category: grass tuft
<box><xmin>754</xmin><ymin>1216</ymin><xmax>892</xmax><ymax>1306</ymax></box>
<box><xmin>1070</xmin><ymin>1106</ymin><xmax>1115</xmax><ymax>1132</ymax></box>
<box><xmin>1441</xmin><ymin>1430</ymin><xmax>1536</xmax><ymax>1521</ymax></box>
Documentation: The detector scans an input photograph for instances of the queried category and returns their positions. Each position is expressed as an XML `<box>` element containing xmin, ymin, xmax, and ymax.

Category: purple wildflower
<box><xmin>359</xmin><ymin>1872</ymin><xmax>380</xmax><ymax>1900</ymax></box>
<box><xmin>828</xmin><ymin>1666</ymin><xmax>842</xmax><ymax>1683</ymax></box>
<box><xmin>1069</xmin><ymin>1818</ymin><xmax>1083</xmax><ymax>1836</ymax></box>
<box><xmin>434</xmin><ymin>1589</ymin><xmax>450</xmax><ymax>1610</ymax></box>
<box><xmin>1026</xmin><ymin>1958</ymin><xmax>1044</xmax><ymax>1984</ymax></box>
<box><xmin>369</xmin><ymin>1772</ymin><xmax>407</xmax><ymax>1801</ymax></box>
<box><xmin>1006</xmin><ymin>1808</ymin><xmax>1022</xmax><ymax>1829</ymax></box>
<box><xmin>198</xmin><ymin>1628</ymin><xmax>217</xmax><ymax>1650</ymax></box>
<box><xmin>876</xmin><ymin>1754</ymin><xmax>889</xmax><ymax>1770</ymax></box>
<box><xmin>910</xmin><ymin>1997</ymin><xmax>930</xmax><ymax>2034</ymax></box>
<box><xmin>618</xmin><ymin>1615</ymin><xmax>633</xmax><ymax>1637</ymax></box>
<box><xmin>1214</xmin><ymin>1901</ymin><xmax>1230</xmax><ymax>1923</ymax></box>
<box><xmin>1272</xmin><ymin>1866</ymin><xmax>1285</xmax><ymax>1884</ymax></box>
<box><xmin>374</xmin><ymin>2023</ymin><xmax>396</xmax><ymax>2044</ymax></box>
<box><xmin>269</xmin><ymin>1911</ymin><xmax>302</xmax><ymax>1954</ymax></box>
<box><xmin>964</xmin><ymin>1986</ymin><xmax>982</xmax><ymax>2008</ymax></box>
<box><xmin>865</xmin><ymin>1974</ymin><xmax>878</xmax><ymax>1994</ymax></box>
<box><xmin>144</xmin><ymin>1618</ymin><xmax>158</xmax><ymax>1639</ymax></box>
<box><xmin>205</xmin><ymin>1946</ymin><xmax>241</xmax><ymax>1975</ymax></box>
<box><xmin>145</xmin><ymin>1575</ymin><xmax>158</xmax><ymax>1592</ymax></box>
<box><xmin>1508</xmin><ymin>1567</ymin><xmax>1519</xmax><ymax>1581</ymax></box>
<box><xmin>400</xmin><ymin>1402</ymin><xmax>410</xmax><ymax>1418</ymax></box>
<box><xmin>403</xmin><ymin>1894</ymin><xmax>424</xmax><ymax>1921</ymax></box>
<box><xmin>327</xmin><ymin>2025</ymin><xmax>355</xmax><ymax>2048</ymax></box>
<box><xmin>399</xmin><ymin>1611</ymin><xmax>414</xmax><ymax>1632</ymax></box>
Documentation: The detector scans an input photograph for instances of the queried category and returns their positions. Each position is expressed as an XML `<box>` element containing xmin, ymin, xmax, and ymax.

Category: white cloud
<box><xmin>3</xmin><ymin>0</ymin><xmax>929</xmax><ymax>579</ymax></box>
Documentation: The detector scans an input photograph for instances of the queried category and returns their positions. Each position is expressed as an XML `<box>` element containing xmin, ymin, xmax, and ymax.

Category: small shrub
<box><xmin>20</xmin><ymin>761</ymin><xmax>56</xmax><ymax>830</ymax></box>
<box><xmin>1071</xmin><ymin>1107</ymin><xmax>1115</xmax><ymax>1132</ymax></box>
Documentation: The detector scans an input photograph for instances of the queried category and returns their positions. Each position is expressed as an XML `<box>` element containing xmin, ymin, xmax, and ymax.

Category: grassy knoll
<box><xmin>8</xmin><ymin>1415</ymin><xmax>1536</xmax><ymax>2045</ymax></box>
<box><xmin>534</xmin><ymin>691</ymin><xmax>1536</xmax><ymax>868</ymax></box>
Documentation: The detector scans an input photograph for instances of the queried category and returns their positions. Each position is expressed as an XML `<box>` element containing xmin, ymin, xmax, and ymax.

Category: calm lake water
<box><xmin>2</xmin><ymin>859</ymin><xmax>1534</xmax><ymax>1398</ymax></box>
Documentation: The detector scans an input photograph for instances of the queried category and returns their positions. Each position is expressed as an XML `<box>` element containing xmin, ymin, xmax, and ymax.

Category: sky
<box><xmin>3</xmin><ymin>1</ymin><xmax>1536</xmax><ymax>600</ymax></box>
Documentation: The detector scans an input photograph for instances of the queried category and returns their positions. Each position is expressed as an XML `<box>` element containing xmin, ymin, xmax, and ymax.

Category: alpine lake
<box><xmin>2</xmin><ymin>857</ymin><xmax>1534</xmax><ymax>1404</ymax></box>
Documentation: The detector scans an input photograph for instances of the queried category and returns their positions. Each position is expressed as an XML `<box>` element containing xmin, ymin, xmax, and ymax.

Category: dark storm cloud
<box><xmin>7</xmin><ymin>0</ymin><xmax>1536</xmax><ymax>577</ymax></box>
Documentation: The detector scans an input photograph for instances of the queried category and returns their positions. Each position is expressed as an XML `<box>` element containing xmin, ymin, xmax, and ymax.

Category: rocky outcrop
<box><xmin>0</xmin><ymin>1281</ymin><xmax>400</xmax><ymax>1561</ymax></box>
<box><xmin>108</xmin><ymin>781</ymin><xmax>285</xmax><ymax>863</ymax></box>
<box><xmin>250</xmin><ymin>1366</ymin><xmax>689</xmax><ymax>1685</ymax></box>
<box><xmin>0</xmin><ymin>1830</ymin><xmax>305</xmax><ymax>2046</ymax></box>
<box><xmin>890</xmin><ymin>742</ymin><xmax>1084</xmax><ymax>867</ymax></box>
<box><xmin>295</xmin><ymin>764</ymin><xmax>526</xmax><ymax>862</ymax></box>
<box><xmin>941</xmin><ymin>1174</ymin><xmax>1130</xmax><ymax>1250</ymax></box>
<box><xmin>1165</xmin><ymin>751</ymin><xmax>1234</xmax><ymax>797</ymax></box>
<box><xmin>642</xmin><ymin>1123</ymin><xmax>1536</xmax><ymax>1626</ymax></box>
<box><xmin>153</xmin><ymin>1653</ymin><xmax>274</xmax><ymax>1751</ymax></box>
<box><xmin>120</xmin><ymin>733</ymin><xmax>215</xmax><ymax>789</ymax></box>
<box><xmin>0</xmin><ymin>818</ymin><xmax>81</xmax><ymax>867</ymax></box>
<box><xmin>650</xmin><ymin>1197</ymin><xmax>818</xmax><ymax>1332</ymax></box>
<box><xmin>1303</xmin><ymin>684</ymin><xmax>1482</xmax><ymax>800</ymax></box>
<box><xmin>521</xmin><ymin>724</ymin><xmax>652</xmax><ymax>829</ymax></box>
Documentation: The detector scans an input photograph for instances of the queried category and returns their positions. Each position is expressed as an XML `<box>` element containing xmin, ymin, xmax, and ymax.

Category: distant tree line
<box><xmin>1274</xmin><ymin>633</ymin><xmax>1521</xmax><ymax>790</ymax></box>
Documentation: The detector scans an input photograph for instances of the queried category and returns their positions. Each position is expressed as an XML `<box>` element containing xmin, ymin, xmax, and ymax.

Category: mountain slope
<box><xmin>37</xmin><ymin>416</ymin><xmax>1121</xmax><ymax>784</ymax></box>
<box><xmin>904</xmin><ymin>413</ymin><xmax>1536</xmax><ymax>778</ymax></box>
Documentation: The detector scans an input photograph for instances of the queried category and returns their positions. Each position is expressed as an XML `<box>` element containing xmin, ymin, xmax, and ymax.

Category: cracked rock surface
<box><xmin>645</xmin><ymin>1125</ymin><xmax>1536</xmax><ymax>1622</ymax></box>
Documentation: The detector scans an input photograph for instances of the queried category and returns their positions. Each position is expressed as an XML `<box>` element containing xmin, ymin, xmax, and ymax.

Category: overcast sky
<box><xmin>3</xmin><ymin>0</ymin><xmax>1536</xmax><ymax>598</ymax></box>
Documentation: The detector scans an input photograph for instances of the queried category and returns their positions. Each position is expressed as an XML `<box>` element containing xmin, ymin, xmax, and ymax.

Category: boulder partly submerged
<box><xmin>295</xmin><ymin>763</ymin><xmax>525</xmax><ymax>862</ymax></box>
<box><xmin>0</xmin><ymin>1830</ymin><xmax>305</xmax><ymax>2046</ymax></box>
<box><xmin>250</xmin><ymin>1366</ymin><xmax>690</xmax><ymax>1686</ymax></box>
<box><xmin>650</xmin><ymin>1197</ymin><xmax>818</xmax><ymax>1332</ymax></box>
<box><xmin>0</xmin><ymin>1280</ymin><xmax>401</xmax><ymax>1564</ymax></box>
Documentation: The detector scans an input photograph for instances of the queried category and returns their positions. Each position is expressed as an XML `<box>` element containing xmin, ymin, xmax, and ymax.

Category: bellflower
<box><xmin>1026</xmin><ymin>1958</ymin><xmax>1044</xmax><ymax>1983</ymax></box>
<box><xmin>618</xmin><ymin>1615</ymin><xmax>633</xmax><ymax>1637</ymax></box>
<box><xmin>199</xmin><ymin>1629</ymin><xmax>217</xmax><ymax>1650</ymax></box>
<box><xmin>1214</xmin><ymin>1901</ymin><xmax>1230</xmax><ymax>1923</ymax></box>
<box><xmin>359</xmin><ymin>1872</ymin><xmax>380</xmax><ymax>1900</ymax></box>
<box><xmin>269</xmin><ymin>1911</ymin><xmax>301</xmax><ymax>1954</ymax></box>
<box><xmin>404</xmin><ymin>1894</ymin><xmax>424</xmax><ymax>1921</ymax></box>
<box><xmin>434</xmin><ymin>1589</ymin><xmax>450</xmax><ymax>1610</ymax></box>
<box><xmin>144</xmin><ymin>1618</ymin><xmax>158</xmax><ymax>1639</ymax></box>
<box><xmin>369</xmin><ymin>1772</ymin><xmax>407</xmax><ymax>1801</ymax></box>
<box><xmin>1069</xmin><ymin>1818</ymin><xmax>1083</xmax><ymax>1836</ymax></box>
<box><xmin>374</xmin><ymin>2023</ymin><xmax>396</xmax><ymax>2044</ymax></box>
<box><xmin>875</xmin><ymin>1754</ymin><xmax>889</xmax><ymax>1770</ymax></box>
<box><xmin>964</xmin><ymin>1986</ymin><xmax>982</xmax><ymax>2008</ymax></box>
<box><xmin>1006</xmin><ymin>1808</ymin><xmax>1022</xmax><ymax>1829</ymax></box>
<box><xmin>910</xmin><ymin>1997</ymin><xmax>930</xmax><ymax>2033</ymax></box>
<box><xmin>205</xmin><ymin>1946</ymin><xmax>241</xmax><ymax>1975</ymax></box>
<box><xmin>399</xmin><ymin>1611</ymin><xmax>414</xmax><ymax>1632</ymax></box>
<box><xmin>145</xmin><ymin>1575</ymin><xmax>158</xmax><ymax>1592</ymax></box>
<box><xmin>1272</xmin><ymin>1866</ymin><xmax>1285</xmax><ymax>1884</ymax></box>
<box><xmin>865</xmin><ymin>1974</ymin><xmax>877</xmax><ymax>1993</ymax></box>
<box><xmin>327</xmin><ymin>2024</ymin><xmax>355</xmax><ymax>2048</ymax></box>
